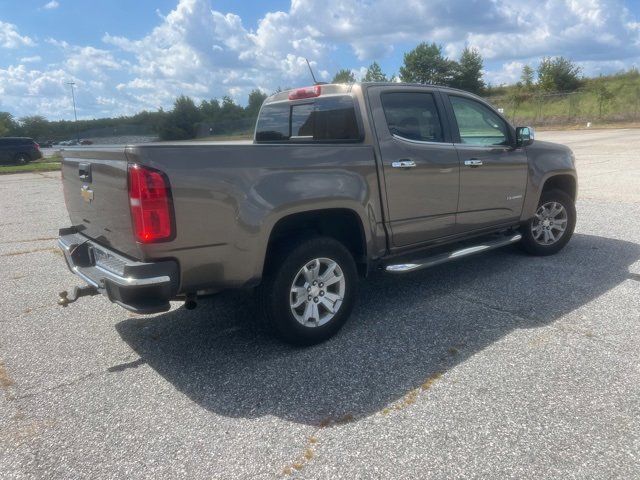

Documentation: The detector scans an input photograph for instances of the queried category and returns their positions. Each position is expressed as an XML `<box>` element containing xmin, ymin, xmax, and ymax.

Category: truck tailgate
<box><xmin>61</xmin><ymin>147</ymin><xmax>140</xmax><ymax>259</ymax></box>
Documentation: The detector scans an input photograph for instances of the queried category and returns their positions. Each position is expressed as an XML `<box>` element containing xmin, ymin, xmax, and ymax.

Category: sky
<box><xmin>0</xmin><ymin>0</ymin><xmax>639</xmax><ymax>120</ymax></box>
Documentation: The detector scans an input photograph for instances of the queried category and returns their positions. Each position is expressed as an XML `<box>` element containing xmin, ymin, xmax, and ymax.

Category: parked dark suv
<box><xmin>0</xmin><ymin>137</ymin><xmax>43</xmax><ymax>164</ymax></box>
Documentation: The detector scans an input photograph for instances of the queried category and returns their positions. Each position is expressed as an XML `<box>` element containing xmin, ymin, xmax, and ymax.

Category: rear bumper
<box><xmin>58</xmin><ymin>227</ymin><xmax>179</xmax><ymax>314</ymax></box>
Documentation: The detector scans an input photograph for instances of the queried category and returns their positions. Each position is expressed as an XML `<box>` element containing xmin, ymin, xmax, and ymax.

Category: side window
<box><xmin>255</xmin><ymin>103</ymin><xmax>290</xmax><ymax>141</ymax></box>
<box><xmin>381</xmin><ymin>92</ymin><xmax>444</xmax><ymax>143</ymax></box>
<box><xmin>449</xmin><ymin>96</ymin><xmax>509</xmax><ymax>146</ymax></box>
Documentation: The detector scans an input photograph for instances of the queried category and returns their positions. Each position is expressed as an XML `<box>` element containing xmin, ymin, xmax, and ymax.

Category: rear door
<box><xmin>442</xmin><ymin>93</ymin><xmax>528</xmax><ymax>233</ymax></box>
<box><xmin>368</xmin><ymin>86</ymin><xmax>459</xmax><ymax>247</ymax></box>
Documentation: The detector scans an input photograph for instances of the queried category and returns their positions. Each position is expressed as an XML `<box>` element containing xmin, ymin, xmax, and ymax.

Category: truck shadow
<box><xmin>114</xmin><ymin>233</ymin><xmax>639</xmax><ymax>426</ymax></box>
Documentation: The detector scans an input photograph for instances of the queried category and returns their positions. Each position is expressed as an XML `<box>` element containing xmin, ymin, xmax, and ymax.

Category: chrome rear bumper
<box><xmin>58</xmin><ymin>227</ymin><xmax>179</xmax><ymax>314</ymax></box>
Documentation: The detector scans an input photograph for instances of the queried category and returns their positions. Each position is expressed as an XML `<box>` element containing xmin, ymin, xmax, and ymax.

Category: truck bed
<box><xmin>61</xmin><ymin>142</ymin><xmax>381</xmax><ymax>291</ymax></box>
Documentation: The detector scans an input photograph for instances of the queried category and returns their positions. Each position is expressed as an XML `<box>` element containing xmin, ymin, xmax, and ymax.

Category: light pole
<box><xmin>66</xmin><ymin>81</ymin><xmax>79</xmax><ymax>142</ymax></box>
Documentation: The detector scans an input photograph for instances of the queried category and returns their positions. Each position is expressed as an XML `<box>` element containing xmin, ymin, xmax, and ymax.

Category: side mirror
<box><xmin>516</xmin><ymin>126</ymin><xmax>535</xmax><ymax>147</ymax></box>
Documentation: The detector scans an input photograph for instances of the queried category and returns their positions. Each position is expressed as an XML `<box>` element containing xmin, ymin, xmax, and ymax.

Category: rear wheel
<box><xmin>520</xmin><ymin>189</ymin><xmax>576</xmax><ymax>256</ymax></box>
<box><xmin>15</xmin><ymin>153</ymin><xmax>31</xmax><ymax>165</ymax></box>
<box><xmin>258</xmin><ymin>237</ymin><xmax>358</xmax><ymax>345</ymax></box>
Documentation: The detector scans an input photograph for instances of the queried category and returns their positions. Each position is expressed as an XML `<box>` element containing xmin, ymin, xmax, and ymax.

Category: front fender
<box><xmin>521</xmin><ymin>141</ymin><xmax>577</xmax><ymax>220</ymax></box>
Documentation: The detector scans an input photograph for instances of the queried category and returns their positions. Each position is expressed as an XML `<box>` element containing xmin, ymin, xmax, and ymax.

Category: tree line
<box><xmin>0</xmin><ymin>90</ymin><xmax>268</xmax><ymax>142</ymax></box>
<box><xmin>0</xmin><ymin>41</ymin><xmax>591</xmax><ymax>142</ymax></box>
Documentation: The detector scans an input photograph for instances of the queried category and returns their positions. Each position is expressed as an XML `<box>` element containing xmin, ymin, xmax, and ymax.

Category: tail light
<box><xmin>34</xmin><ymin>142</ymin><xmax>40</xmax><ymax>150</ymax></box>
<box><xmin>288</xmin><ymin>85</ymin><xmax>321</xmax><ymax>100</ymax></box>
<box><xmin>128</xmin><ymin>164</ymin><xmax>175</xmax><ymax>243</ymax></box>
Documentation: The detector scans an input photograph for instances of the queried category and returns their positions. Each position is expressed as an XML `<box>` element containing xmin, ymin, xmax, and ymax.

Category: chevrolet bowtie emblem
<box><xmin>81</xmin><ymin>185</ymin><xmax>94</xmax><ymax>203</ymax></box>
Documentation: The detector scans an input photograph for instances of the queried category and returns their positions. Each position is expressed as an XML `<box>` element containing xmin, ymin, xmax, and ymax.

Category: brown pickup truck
<box><xmin>58</xmin><ymin>82</ymin><xmax>577</xmax><ymax>345</ymax></box>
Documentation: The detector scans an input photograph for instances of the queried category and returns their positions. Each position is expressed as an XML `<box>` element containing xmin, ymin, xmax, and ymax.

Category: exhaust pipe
<box><xmin>184</xmin><ymin>293</ymin><xmax>197</xmax><ymax>310</ymax></box>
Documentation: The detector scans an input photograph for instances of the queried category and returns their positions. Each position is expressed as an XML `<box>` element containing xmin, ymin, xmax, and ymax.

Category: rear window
<box><xmin>381</xmin><ymin>92</ymin><xmax>444</xmax><ymax>143</ymax></box>
<box><xmin>255</xmin><ymin>95</ymin><xmax>361</xmax><ymax>142</ymax></box>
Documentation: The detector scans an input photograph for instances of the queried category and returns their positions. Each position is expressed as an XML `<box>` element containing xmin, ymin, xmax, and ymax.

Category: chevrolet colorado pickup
<box><xmin>58</xmin><ymin>83</ymin><xmax>577</xmax><ymax>345</ymax></box>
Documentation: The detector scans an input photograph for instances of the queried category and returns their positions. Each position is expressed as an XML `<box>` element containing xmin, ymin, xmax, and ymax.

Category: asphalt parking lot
<box><xmin>1</xmin><ymin>129</ymin><xmax>639</xmax><ymax>479</ymax></box>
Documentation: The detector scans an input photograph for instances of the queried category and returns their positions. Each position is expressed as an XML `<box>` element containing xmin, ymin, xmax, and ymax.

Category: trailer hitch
<box><xmin>58</xmin><ymin>285</ymin><xmax>99</xmax><ymax>307</ymax></box>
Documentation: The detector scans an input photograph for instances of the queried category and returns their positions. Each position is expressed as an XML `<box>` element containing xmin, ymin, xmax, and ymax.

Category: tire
<box><xmin>15</xmin><ymin>153</ymin><xmax>31</xmax><ymax>165</ymax></box>
<box><xmin>520</xmin><ymin>189</ymin><xmax>576</xmax><ymax>256</ymax></box>
<box><xmin>257</xmin><ymin>237</ymin><xmax>358</xmax><ymax>346</ymax></box>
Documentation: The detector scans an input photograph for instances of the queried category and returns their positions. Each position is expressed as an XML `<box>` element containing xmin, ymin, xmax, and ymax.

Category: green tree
<box><xmin>450</xmin><ymin>47</ymin><xmax>484</xmax><ymax>94</ymax></box>
<box><xmin>246</xmin><ymin>89</ymin><xmax>268</xmax><ymax>118</ymax></box>
<box><xmin>332</xmin><ymin>69</ymin><xmax>356</xmax><ymax>83</ymax></box>
<box><xmin>0</xmin><ymin>112</ymin><xmax>18</xmax><ymax>137</ymax></box>
<box><xmin>399</xmin><ymin>42</ymin><xmax>455</xmax><ymax>85</ymax></box>
<box><xmin>200</xmin><ymin>99</ymin><xmax>221</xmax><ymax>122</ymax></box>
<box><xmin>521</xmin><ymin>65</ymin><xmax>535</xmax><ymax>88</ymax></box>
<box><xmin>19</xmin><ymin>115</ymin><xmax>50</xmax><ymax>140</ymax></box>
<box><xmin>159</xmin><ymin>95</ymin><xmax>201</xmax><ymax>140</ymax></box>
<box><xmin>363</xmin><ymin>61</ymin><xmax>387</xmax><ymax>82</ymax></box>
<box><xmin>220</xmin><ymin>96</ymin><xmax>244</xmax><ymax>121</ymax></box>
<box><xmin>537</xmin><ymin>57</ymin><xmax>582</xmax><ymax>92</ymax></box>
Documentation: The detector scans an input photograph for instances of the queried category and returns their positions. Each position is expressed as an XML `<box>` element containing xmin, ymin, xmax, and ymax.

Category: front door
<box><xmin>368</xmin><ymin>87</ymin><xmax>460</xmax><ymax>247</ymax></box>
<box><xmin>444</xmin><ymin>94</ymin><xmax>528</xmax><ymax>232</ymax></box>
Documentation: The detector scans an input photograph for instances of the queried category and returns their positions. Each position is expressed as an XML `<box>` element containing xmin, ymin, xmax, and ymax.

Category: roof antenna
<box><xmin>305</xmin><ymin>58</ymin><xmax>327</xmax><ymax>85</ymax></box>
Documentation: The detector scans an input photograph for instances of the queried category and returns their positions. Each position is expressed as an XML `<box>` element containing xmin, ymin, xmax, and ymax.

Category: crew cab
<box><xmin>58</xmin><ymin>83</ymin><xmax>577</xmax><ymax>345</ymax></box>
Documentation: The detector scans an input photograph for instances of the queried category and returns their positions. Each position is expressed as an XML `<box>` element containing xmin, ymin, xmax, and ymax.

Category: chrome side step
<box><xmin>385</xmin><ymin>233</ymin><xmax>522</xmax><ymax>274</ymax></box>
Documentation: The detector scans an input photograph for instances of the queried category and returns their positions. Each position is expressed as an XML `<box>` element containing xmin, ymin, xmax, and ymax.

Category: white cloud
<box><xmin>484</xmin><ymin>61</ymin><xmax>526</xmax><ymax>86</ymax></box>
<box><xmin>101</xmin><ymin>0</ymin><xmax>329</xmax><ymax>106</ymax></box>
<box><xmin>2</xmin><ymin>0</ymin><xmax>640</xmax><ymax>119</ymax></box>
<box><xmin>46</xmin><ymin>38</ymin><xmax>123</xmax><ymax>76</ymax></box>
<box><xmin>43</xmin><ymin>0</ymin><xmax>60</xmax><ymax>9</ymax></box>
<box><xmin>100</xmin><ymin>0</ymin><xmax>639</xmax><ymax>105</ymax></box>
<box><xmin>0</xmin><ymin>65</ymin><xmax>74</xmax><ymax>118</ymax></box>
<box><xmin>19</xmin><ymin>56</ymin><xmax>42</xmax><ymax>63</ymax></box>
<box><xmin>0</xmin><ymin>20</ymin><xmax>36</xmax><ymax>49</ymax></box>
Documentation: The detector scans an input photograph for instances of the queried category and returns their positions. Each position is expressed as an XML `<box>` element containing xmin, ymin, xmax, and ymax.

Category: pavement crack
<box><xmin>445</xmin><ymin>290</ymin><xmax>533</xmax><ymax>323</ymax></box>
<box><xmin>1</xmin><ymin>247</ymin><xmax>61</xmax><ymax>257</ymax></box>
<box><xmin>0</xmin><ymin>236</ymin><xmax>57</xmax><ymax>245</ymax></box>
<box><xmin>281</xmin><ymin>414</ymin><xmax>356</xmax><ymax>476</ymax></box>
<box><xmin>13</xmin><ymin>371</ymin><xmax>104</xmax><ymax>401</ymax></box>
<box><xmin>382</xmin><ymin>372</ymin><xmax>443</xmax><ymax>415</ymax></box>
<box><xmin>281</xmin><ymin>434</ymin><xmax>319</xmax><ymax>476</ymax></box>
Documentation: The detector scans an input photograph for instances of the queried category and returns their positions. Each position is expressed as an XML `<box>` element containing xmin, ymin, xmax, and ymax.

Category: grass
<box><xmin>486</xmin><ymin>70</ymin><xmax>640</xmax><ymax>128</ymax></box>
<box><xmin>0</xmin><ymin>154</ymin><xmax>62</xmax><ymax>175</ymax></box>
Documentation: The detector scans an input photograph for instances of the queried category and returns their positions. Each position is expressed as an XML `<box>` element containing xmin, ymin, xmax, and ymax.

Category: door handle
<box><xmin>391</xmin><ymin>159</ymin><xmax>416</xmax><ymax>169</ymax></box>
<box><xmin>78</xmin><ymin>162</ymin><xmax>92</xmax><ymax>182</ymax></box>
<box><xmin>464</xmin><ymin>159</ymin><xmax>483</xmax><ymax>167</ymax></box>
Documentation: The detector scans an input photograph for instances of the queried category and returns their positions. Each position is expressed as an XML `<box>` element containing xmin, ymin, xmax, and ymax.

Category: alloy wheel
<box><xmin>289</xmin><ymin>257</ymin><xmax>346</xmax><ymax>327</ymax></box>
<box><xmin>531</xmin><ymin>201</ymin><xmax>568</xmax><ymax>245</ymax></box>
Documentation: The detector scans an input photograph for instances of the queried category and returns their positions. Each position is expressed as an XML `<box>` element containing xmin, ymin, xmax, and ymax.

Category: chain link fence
<box><xmin>485</xmin><ymin>86</ymin><xmax>640</xmax><ymax>127</ymax></box>
<box><xmin>74</xmin><ymin>124</ymin><xmax>157</xmax><ymax>144</ymax></box>
<box><xmin>195</xmin><ymin>117</ymin><xmax>255</xmax><ymax>139</ymax></box>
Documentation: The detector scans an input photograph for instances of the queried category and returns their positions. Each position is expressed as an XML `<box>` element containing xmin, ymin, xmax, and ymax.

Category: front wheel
<box><xmin>258</xmin><ymin>237</ymin><xmax>358</xmax><ymax>345</ymax></box>
<box><xmin>520</xmin><ymin>189</ymin><xmax>576</xmax><ymax>256</ymax></box>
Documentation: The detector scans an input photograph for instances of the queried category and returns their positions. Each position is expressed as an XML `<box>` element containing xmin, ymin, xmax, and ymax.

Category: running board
<box><xmin>385</xmin><ymin>233</ymin><xmax>522</xmax><ymax>273</ymax></box>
